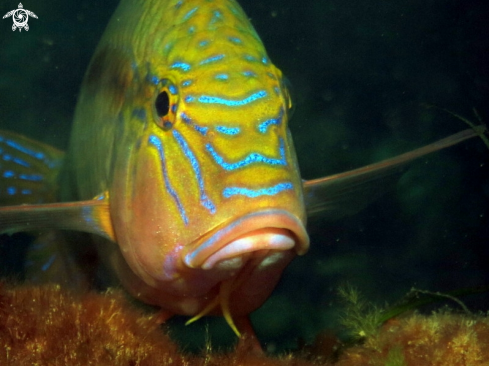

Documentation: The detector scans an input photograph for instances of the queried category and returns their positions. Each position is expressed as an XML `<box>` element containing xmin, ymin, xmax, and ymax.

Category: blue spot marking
<box><xmin>199</xmin><ymin>54</ymin><xmax>224</xmax><ymax>65</ymax></box>
<box><xmin>243</xmin><ymin>71</ymin><xmax>256</xmax><ymax>78</ymax></box>
<box><xmin>258</xmin><ymin>109</ymin><xmax>283</xmax><ymax>133</ymax></box>
<box><xmin>181</xmin><ymin>112</ymin><xmax>208</xmax><ymax>136</ymax></box>
<box><xmin>274</xmin><ymin>86</ymin><xmax>280</xmax><ymax>95</ymax></box>
<box><xmin>171</xmin><ymin>104</ymin><xmax>177</xmax><ymax>113</ymax></box>
<box><xmin>21</xmin><ymin>189</ymin><xmax>32</xmax><ymax>195</ymax></box>
<box><xmin>3</xmin><ymin>170</ymin><xmax>15</xmax><ymax>178</ymax></box>
<box><xmin>7</xmin><ymin>187</ymin><xmax>16</xmax><ymax>195</ymax></box>
<box><xmin>210</xmin><ymin>10</ymin><xmax>223</xmax><ymax>24</ymax></box>
<box><xmin>206</xmin><ymin>138</ymin><xmax>287</xmax><ymax>171</ymax></box>
<box><xmin>175</xmin><ymin>1</ymin><xmax>183</xmax><ymax>9</ymax></box>
<box><xmin>198</xmin><ymin>40</ymin><xmax>210</xmax><ymax>47</ymax></box>
<box><xmin>183</xmin><ymin>6</ymin><xmax>198</xmax><ymax>21</ymax></box>
<box><xmin>188</xmin><ymin>25</ymin><xmax>196</xmax><ymax>34</ymax></box>
<box><xmin>170</xmin><ymin>62</ymin><xmax>191</xmax><ymax>72</ymax></box>
<box><xmin>185</xmin><ymin>95</ymin><xmax>194</xmax><ymax>103</ymax></box>
<box><xmin>243</xmin><ymin>54</ymin><xmax>256</xmax><ymax>62</ymax></box>
<box><xmin>172</xmin><ymin>130</ymin><xmax>215</xmax><ymax>214</ymax></box>
<box><xmin>198</xmin><ymin>90</ymin><xmax>267</xmax><ymax>106</ymax></box>
<box><xmin>216</xmin><ymin>126</ymin><xmax>240</xmax><ymax>135</ymax></box>
<box><xmin>223</xmin><ymin>182</ymin><xmax>293</xmax><ymax>198</ymax></box>
<box><xmin>169</xmin><ymin>84</ymin><xmax>178</xmax><ymax>95</ymax></box>
<box><xmin>148</xmin><ymin>135</ymin><xmax>188</xmax><ymax>225</ymax></box>
<box><xmin>228</xmin><ymin>37</ymin><xmax>242</xmax><ymax>45</ymax></box>
<box><xmin>150</xmin><ymin>76</ymin><xmax>159</xmax><ymax>85</ymax></box>
<box><xmin>181</xmin><ymin>79</ymin><xmax>193</xmax><ymax>87</ymax></box>
<box><xmin>215</xmin><ymin>73</ymin><xmax>229</xmax><ymax>81</ymax></box>
<box><xmin>19</xmin><ymin>173</ymin><xmax>44</xmax><ymax>181</ymax></box>
<box><xmin>261</xmin><ymin>56</ymin><xmax>269</xmax><ymax>65</ymax></box>
<box><xmin>41</xmin><ymin>254</ymin><xmax>57</xmax><ymax>272</ymax></box>
<box><xmin>2</xmin><ymin>154</ymin><xmax>30</xmax><ymax>168</ymax></box>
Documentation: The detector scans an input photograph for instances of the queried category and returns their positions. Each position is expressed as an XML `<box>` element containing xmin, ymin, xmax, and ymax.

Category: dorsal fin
<box><xmin>0</xmin><ymin>130</ymin><xmax>64</xmax><ymax>205</ymax></box>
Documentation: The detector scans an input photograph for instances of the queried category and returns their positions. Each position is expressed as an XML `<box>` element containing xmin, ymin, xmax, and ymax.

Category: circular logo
<box><xmin>12</xmin><ymin>9</ymin><xmax>28</xmax><ymax>29</ymax></box>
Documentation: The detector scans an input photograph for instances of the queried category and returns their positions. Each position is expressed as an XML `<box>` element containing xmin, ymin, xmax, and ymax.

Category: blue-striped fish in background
<box><xmin>0</xmin><ymin>0</ymin><xmax>484</xmax><ymax>345</ymax></box>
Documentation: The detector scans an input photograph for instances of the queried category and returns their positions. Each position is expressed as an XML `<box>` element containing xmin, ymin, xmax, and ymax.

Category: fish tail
<box><xmin>0</xmin><ymin>130</ymin><xmax>64</xmax><ymax>205</ymax></box>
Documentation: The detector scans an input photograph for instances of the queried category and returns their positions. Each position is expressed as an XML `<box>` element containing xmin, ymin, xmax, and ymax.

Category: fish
<box><xmin>0</xmin><ymin>0</ymin><xmax>484</xmax><ymax>344</ymax></box>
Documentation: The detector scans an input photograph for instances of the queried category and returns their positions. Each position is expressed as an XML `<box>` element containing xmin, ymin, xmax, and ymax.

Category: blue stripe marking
<box><xmin>171</xmin><ymin>62</ymin><xmax>191</xmax><ymax>72</ymax></box>
<box><xmin>3</xmin><ymin>170</ymin><xmax>15</xmax><ymax>178</ymax></box>
<box><xmin>183</xmin><ymin>6</ymin><xmax>198</xmax><ymax>21</ymax></box>
<box><xmin>215</xmin><ymin>73</ymin><xmax>229</xmax><ymax>81</ymax></box>
<box><xmin>181</xmin><ymin>79</ymin><xmax>193</xmax><ymax>87</ymax></box>
<box><xmin>7</xmin><ymin>187</ymin><xmax>16</xmax><ymax>195</ymax></box>
<box><xmin>216</xmin><ymin>126</ymin><xmax>240</xmax><ymax>135</ymax></box>
<box><xmin>2</xmin><ymin>154</ymin><xmax>30</xmax><ymax>167</ymax></box>
<box><xmin>199</xmin><ymin>54</ymin><xmax>224</xmax><ymax>65</ymax></box>
<box><xmin>199</xmin><ymin>40</ymin><xmax>210</xmax><ymax>47</ymax></box>
<box><xmin>148</xmin><ymin>135</ymin><xmax>188</xmax><ymax>225</ymax></box>
<box><xmin>243</xmin><ymin>71</ymin><xmax>256</xmax><ymax>78</ymax></box>
<box><xmin>223</xmin><ymin>182</ymin><xmax>293</xmax><ymax>198</ymax></box>
<box><xmin>42</xmin><ymin>254</ymin><xmax>56</xmax><ymax>272</ymax></box>
<box><xmin>185</xmin><ymin>95</ymin><xmax>194</xmax><ymax>103</ymax></box>
<box><xmin>228</xmin><ymin>36</ymin><xmax>242</xmax><ymax>45</ymax></box>
<box><xmin>198</xmin><ymin>90</ymin><xmax>267</xmax><ymax>107</ymax></box>
<box><xmin>0</xmin><ymin>136</ymin><xmax>44</xmax><ymax>160</ymax></box>
<box><xmin>172</xmin><ymin>130</ymin><xmax>216</xmax><ymax>214</ymax></box>
<box><xmin>258</xmin><ymin>109</ymin><xmax>283</xmax><ymax>133</ymax></box>
<box><xmin>243</xmin><ymin>54</ymin><xmax>256</xmax><ymax>62</ymax></box>
<box><xmin>21</xmin><ymin>189</ymin><xmax>32</xmax><ymax>195</ymax></box>
<box><xmin>206</xmin><ymin>138</ymin><xmax>287</xmax><ymax>171</ymax></box>
<box><xmin>18</xmin><ymin>173</ymin><xmax>44</xmax><ymax>181</ymax></box>
<box><xmin>181</xmin><ymin>112</ymin><xmax>208</xmax><ymax>136</ymax></box>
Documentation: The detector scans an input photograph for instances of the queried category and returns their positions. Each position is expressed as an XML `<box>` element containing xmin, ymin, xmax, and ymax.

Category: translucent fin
<box><xmin>0</xmin><ymin>193</ymin><xmax>115</xmax><ymax>241</ymax></box>
<box><xmin>0</xmin><ymin>130</ymin><xmax>64</xmax><ymax>205</ymax></box>
<box><xmin>303</xmin><ymin>128</ymin><xmax>483</xmax><ymax>219</ymax></box>
<box><xmin>24</xmin><ymin>230</ymin><xmax>94</xmax><ymax>290</ymax></box>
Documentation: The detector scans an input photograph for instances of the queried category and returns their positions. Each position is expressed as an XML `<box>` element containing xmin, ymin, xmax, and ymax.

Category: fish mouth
<box><xmin>183</xmin><ymin>209</ymin><xmax>309</xmax><ymax>270</ymax></box>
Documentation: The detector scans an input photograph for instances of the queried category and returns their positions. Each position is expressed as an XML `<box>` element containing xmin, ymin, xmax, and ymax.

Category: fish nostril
<box><xmin>201</xmin><ymin>228</ymin><xmax>295</xmax><ymax>270</ymax></box>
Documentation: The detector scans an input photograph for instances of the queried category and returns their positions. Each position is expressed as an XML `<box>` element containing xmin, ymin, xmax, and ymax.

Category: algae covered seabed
<box><xmin>1</xmin><ymin>0</ymin><xmax>488</xmax><ymax>353</ymax></box>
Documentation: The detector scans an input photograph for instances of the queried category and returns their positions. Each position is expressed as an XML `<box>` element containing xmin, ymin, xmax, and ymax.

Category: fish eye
<box><xmin>153</xmin><ymin>83</ymin><xmax>179</xmax><ymax>131</ymax></box>
<box><xmin>155</xmin><ymin>91</ymin><xmax>170</xmax><ymax>117</ymax></box>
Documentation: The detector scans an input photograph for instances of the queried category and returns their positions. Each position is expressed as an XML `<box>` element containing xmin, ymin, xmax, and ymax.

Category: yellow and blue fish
<box><xmin>0</xmin><ymin>0</ymin><xmax>484</xmax><ymax>343</ymax></box>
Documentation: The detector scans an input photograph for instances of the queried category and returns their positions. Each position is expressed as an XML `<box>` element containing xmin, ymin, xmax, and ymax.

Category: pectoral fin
<box><xmin>0</xmin><ymin>193</ymin><xmax>115</xmax><ymax>241</ymax></box>
<box><xmin>303</xmin><ymin>127</ymin><xmax>484</xmax><ymax>219</ymax></box>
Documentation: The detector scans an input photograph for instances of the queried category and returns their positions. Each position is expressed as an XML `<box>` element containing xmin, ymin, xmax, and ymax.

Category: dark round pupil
<box><xmin>155</xmin><ymin>91</ymin><xmax>170</xmax><ymax>117</ymax></box>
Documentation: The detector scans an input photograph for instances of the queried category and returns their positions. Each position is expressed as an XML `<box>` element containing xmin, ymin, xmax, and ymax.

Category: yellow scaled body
<box><xmin>63</xmin><ymin>0</ymin><xmax>309</xmax><ymax>334</ymax></box>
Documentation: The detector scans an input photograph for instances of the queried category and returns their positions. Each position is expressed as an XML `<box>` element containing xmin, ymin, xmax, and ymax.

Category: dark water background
<box><xmin>1</xmin><ymin>0</ymin><xmax>488</xmax><ymax>353</ymax></box>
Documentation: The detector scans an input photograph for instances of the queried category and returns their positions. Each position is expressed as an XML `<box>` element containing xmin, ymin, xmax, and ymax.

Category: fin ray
<box><xmin>303</xmin><ymin>128</ymin><xmax>483</xmax><ymax>219</ymax></box>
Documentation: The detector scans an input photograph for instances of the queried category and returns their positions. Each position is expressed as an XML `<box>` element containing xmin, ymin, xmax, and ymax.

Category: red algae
<box><xmin>2</xmin><ymin>281</ymin><xmax>489</xmax><ymax>366</ymax></box>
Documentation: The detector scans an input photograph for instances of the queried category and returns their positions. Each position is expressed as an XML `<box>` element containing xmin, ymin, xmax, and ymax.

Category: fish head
<box><xmin>104</xmin><ymin>1</ymin><xmax>309</xmax><ymax>319</ymax></box>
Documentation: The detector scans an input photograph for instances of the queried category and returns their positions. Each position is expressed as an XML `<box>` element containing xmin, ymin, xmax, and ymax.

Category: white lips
<box><xmin>201</xmin><ymin>228</ymin><xmax>295</xmax><ymax>269</ymax></box>
<box><xmin>183</xmin><ymin>209</ymin><xmax>309</xmax><ymax>269</ymax></box>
